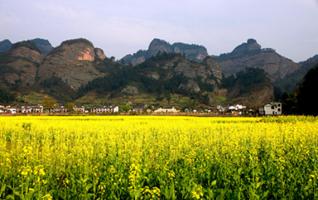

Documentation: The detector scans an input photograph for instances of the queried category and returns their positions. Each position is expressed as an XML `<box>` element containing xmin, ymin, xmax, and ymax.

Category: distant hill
<box><xmin>0</xmin><ymin>38</ymin><xmax>53</xmax><ymax>55</ymax></box>
<box><xmin>0</xmin><ymin>37</ymin><xmax>316</xmax><ymax>109</ymax></box>
<box><xmin>222</xmin><ymin>68</ymin><xmax>274</xmax><ymax>108</ymax></box>
<box><xmin>38</xmin><ymin>38</ymin><xmax>107</xmax><ymax>90</ymax></box>
<box><xmin>29</xmin><ymin>38</ymin><xmax>53</xmax><ymax>55</ymax></box>
<box><xmin>275</xmin><ymin>55</ymin><xmax>318</xmax><ymax>93</ymax></box>
<box><xmin>79</xmin><ymin>53</ymin><xmax>222</xmax><ymax>107</ymax></box>
<box><xmin>0</xmin><ymin>40</ymin><xmax>44</xmax><ymax>90</ymax></box>
<box><xmin>217</xmin><ymin>39</ymin><xmax>300</xmax><ymax>82</ymax></box>
<box><xmin>0</xmin><ymin>39</ymin><xmax>12</xmax><ymax>53</ymax></box>
<box><xmin>120</xmin><ymin>38</ymin><xmax>208</xmax><ymax>66</ymax></box>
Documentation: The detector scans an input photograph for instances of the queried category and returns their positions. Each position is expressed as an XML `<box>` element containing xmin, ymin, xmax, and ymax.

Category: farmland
<box><xmin>0</xmin><ymin>116</ymin><xmax>318</xmax><ymax>199</ymax></box>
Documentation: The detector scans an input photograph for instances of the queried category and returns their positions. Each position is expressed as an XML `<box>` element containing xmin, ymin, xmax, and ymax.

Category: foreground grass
<box><xmin>0</xmin><ymin>116</ymin><xmax>317</xmax><ymax>199</ymax></box>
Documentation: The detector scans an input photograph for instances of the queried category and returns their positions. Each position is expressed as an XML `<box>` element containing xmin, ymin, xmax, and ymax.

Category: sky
<box><xmin>0</xmin><ymin>0</ymin><xmax>317</xmax><ymax>62</ymax></box>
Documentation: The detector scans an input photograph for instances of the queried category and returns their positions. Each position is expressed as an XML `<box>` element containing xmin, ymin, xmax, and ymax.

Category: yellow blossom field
<box><xmin>0</xmin><ymin>116</ymin><xmax>318</xmax><ymax>199</ymax></box>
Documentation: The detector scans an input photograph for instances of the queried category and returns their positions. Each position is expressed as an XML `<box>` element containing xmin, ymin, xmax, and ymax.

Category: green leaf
<box><xmin>0</xmin><ymin>184</ymin><xmax>6</xmax><ymax>195</ymax></box>
<box><xmin>212</xmin><ymin>180</ymin><xmax>217</xmax><ymax>187</ymax></box>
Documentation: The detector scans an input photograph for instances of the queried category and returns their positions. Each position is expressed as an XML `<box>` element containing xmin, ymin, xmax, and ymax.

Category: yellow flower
<box><xmin>191</xmin><ymin>184</ymin><xmax>203</xmax><ymax>200</ymax></box>
<box><xmin>20</xmin><ymin>166</ymin><xmax>32</xmax><ymax>176</ymax></box>
<box><xmin>39</xmin><ymin>168</ymin><xmax>46</xmax><ymax>176</ymax></box>
<box><xmin>42</xmin><ymin>193</ymin><xmax>53</xmax><ymax>200</ymax></box>
<box><xmin>168</xmin><ymin>170</ymin><xmax>175</xmax><ymax>179</ymax></box>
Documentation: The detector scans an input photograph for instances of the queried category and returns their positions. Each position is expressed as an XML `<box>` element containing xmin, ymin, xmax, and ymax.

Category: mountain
<box><xmin>0</xmin><ymin>37</ymin><xmax>315</xmax><ymax>109</ymax></box>
<box><xmin>275</xmin><ymin>55</ymin><xmax>318</xmax><ymax>93</ymax></box>
<box><xmin>29</xmin><ymin>38</ymin><xmax>53</xmax><ymax>55</ymax></box>
<box><xmin>217</xmin><ymin>39</ymin><xmax>300</xmax><ymax>82</ymax></box>
<box><xmin>0</xmin><ymin>39</ymin><xmax>12</xmax><ymax>53</ymax></box>
<box><xmin>120</xmin><ymin>38</ymin><xmax>208</xmax><ymax>66</ymax></box>
<box><xmin>0</xmin><ymin>38</ymin><xmax>53</xmax><ymax>55</ymax></box>
<box><xmin>0</xmin><ymin>41</ymin><xmax>44</xmax><ymax>90</ymax></box>
<box><xmin>38</xmin><ymin>38</ymin><xmax>107</xmax><ymax>91</ymax></box>
<box><xmin>78</xmin><ymin>53</ymin><xmax>222</xmax><ymax>107</ymax></box>
<box><xmin>222</xmin><ymin>68</ymin><xmax>274</xmax><ymax>108</ymax></box>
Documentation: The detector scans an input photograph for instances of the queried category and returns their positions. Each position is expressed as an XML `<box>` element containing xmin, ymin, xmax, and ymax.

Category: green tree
<box><xmin>0</xmin><ymin>88</ymin><xmax>15</xmax><ymax>104</ymax></box>
<box><xmin>120</xmin><ymin>103</ymin><xmax>132</xmax><ymax>112</ymax></box>
<box><xmin>297</xmin><ymin>64</ymin><xmax>318</xmax><ymax>115</ymax></box>
<box><xmin>42</xmin><ymin>97</ymin><xmax>57</xmax><ymax>110</ymax></box>
<box><xmin>65</xmin><ymin>102</ymin><xmax>75</xmax><ymax>113</ymax></box>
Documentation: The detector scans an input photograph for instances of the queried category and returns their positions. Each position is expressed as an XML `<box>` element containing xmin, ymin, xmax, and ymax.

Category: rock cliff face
<box><xmin>38</xmin><ymin>39</ymin><xmax>106</xmax><ymax>90</ymax></box>
<box><xmin>78</xmin><ymin>53</ymin><xmax>222</xmax><ymax>104</ymax></box>
<box><xmin>173</xmin><ymin>42</ymin><xmax>208</xmax><ymax>62</ymax></box>
<box><xmin>0</xmin><ymin>41</ymin><xmax>43</xmax><ymax>89</ymax></box>
<box><xmin>148</xmin><ymin>39</ymin><xmax>173</xmax><ymax>55</ymax></box>
<box><xmin>94</xmin><ymin>48</ymin><xmax>107</xmax><ymax>61</ymax></box>
<box><xmin>120</xmin><ymin>38</ymin><xmax>209</xmax><ymax>66</ymax></box>
<box><xmin>217</xmin><ymin>39</ymin><xmax>300</xmax><ymax>82</ymax></box>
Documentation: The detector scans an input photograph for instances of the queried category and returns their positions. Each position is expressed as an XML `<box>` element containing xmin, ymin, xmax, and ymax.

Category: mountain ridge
<box><xmin>120</xmin><ymin>38</ymin><xmax>209</xmax><ymax>66</ymax></box>
<box><xmin>0</xmin><ymin>37</ymin><xmax>316</xmax><ymax>109</ymax></box>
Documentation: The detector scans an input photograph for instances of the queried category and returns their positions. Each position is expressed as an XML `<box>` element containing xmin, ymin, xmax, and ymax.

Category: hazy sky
<box><xmin>1</xmin><ymin>0</ymin><xmax>317</xmax><ymax>61</ymax></box>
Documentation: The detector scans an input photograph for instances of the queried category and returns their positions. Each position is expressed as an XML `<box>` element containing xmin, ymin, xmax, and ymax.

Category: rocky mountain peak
<box><xmin>56</xmin><ymin>38</ymin><xmax>96</xmax><ymax>62</ymax></box>
<box><xmin>60</xmin><ymin>38</ymin><xmax>94</xmax><ymax>47</ymax></box>
<box><xmin>2</xmin><ymin>38</ymin><xmax>54</xmax><ymax>55</ymax></box>
<box><xmin>173</xmin><ymin>42</ymin><xmax>208</xmax><ymax>62</ymax></box>
<box><xmin>148</xmin><ymin>38</ymin><xmax>173</xmax><ymax>55</ymax></box>
<box><xmin>247</xmin><ymin>38</ymin><xmax>257</xmax><ymax>44</ymax></box>
<box><xmin>94</xmin><ymin>48</ymin><xmax>106</xmax><ymax>61</ymax></box>
<box><xmin>232</xmin><ymin>38</ymin><xmax>261</xmax><ymax>55</ymax></box>
<box><xmin>10</xmin><ymin>41</ymin><xmax>43</xmax><ymax>62</ymax></box>
<box><xmin>300</xmin><ymin>54</ymin><xmax>318</xmax><ymax>65</ymax></box>
<box><xmin>218</xmin><ymin>38</ymin><xmax>300</xmax><ymax>82</ymax></box>
<box><xmin>11</xmin><ymin>41</ymin><xmax>41</xmax><ymax>52</ymax></box>
<box><xmin>0</xmin><ymin>39</ymin><xmax>12</xmax><ymax>53</ymax></box>
<box><xmin>29</xmin><ymin>38</ymin><xmax>53</xmax><ymax>55</ymax></box>
<box><xmin>38</xmin><ymin>38</ymin><xmax>106</xmax><ymax>90</ymax></box>
<box><xmin>120</xmin><ymin>38</ymin><xmax>209</xmax><ymax>66</ymax></box>
<box><xmin>0</xmin><ymin>40</ymin><xmax>43</xmax><ymax>89</ymax></box>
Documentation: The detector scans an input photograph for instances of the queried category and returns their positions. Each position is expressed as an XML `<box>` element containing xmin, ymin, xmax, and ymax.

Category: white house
<box><xmin>0</xmin><ymin>105</ymin><xmax>5</xmax><ymax>113</ymax></box>
<box><xmin>228</xmin><ymin>104</ymin><xmax>247</xmax><ymax>111</ymax></box>
<box><xmin>90</xmin><ymin>105</ymin><xmax>119</xmax><ymax>113</ymax></box>
<box><xmin>227</xmin><ymin>104</ymin><xmax>247</xmax><ymax>115</ymax></box>
<box><xmin>217</xmin><ymin>105</ymin><xmax>226</xmax><ymax>113</ymax></box>
<box><xmin>154</xmin><ymin>107</ymin><xmax>179</xmax><ymax>113</ymax></box>
<box><xmin>7</xmin><ymin>107</ymin><xmax>17</xmax><ymax>114</ymax></box>
<box><xmin>74</xmin><ymin>106</ymin><xmax>86</xmax><ymax>113</ymax></box>
<box><xmin>263</xmin><ymin>102</ymin><xmax>282</xmax><ymax>115</ymax></box>
<box><xmin>91</xmin><ymin>106</ymin><xmax>110</xmax><ymax>113</ymax></box>
<box><xmin>21</xmin><ymin>105</ymin><xmax>43</xmax><ymax>113</ymax></box>
<box><xmin>113</xmin><ymin>106</ymin><xmax>119</xmax><ymax>113</ymax></box>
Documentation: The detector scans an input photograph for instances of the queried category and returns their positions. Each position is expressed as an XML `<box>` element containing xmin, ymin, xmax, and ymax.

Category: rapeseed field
<box><xmin>0</xmin><ymin>116</ymin><xmax>317</xmax><ymax>199</ymax></box>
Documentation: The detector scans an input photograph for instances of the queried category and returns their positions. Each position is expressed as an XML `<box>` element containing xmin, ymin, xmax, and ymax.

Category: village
<box><xmin>0</xmin><ymin>102</ymin><xmax>282</xmax><ymax>116</ymax></box>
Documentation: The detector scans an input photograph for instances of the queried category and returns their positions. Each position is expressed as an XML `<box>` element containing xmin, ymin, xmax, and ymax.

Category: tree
<box><xmin>281</xmin><ymin>93</ymin><xmax>297</xmax><ymax>115</ymax></box>
<box><xmin>42</xmin><ymin>97</ymin><xmax>57</xmax><ymax>110</ymax></box>
<box><xmin>297</xmin><ymin>64</ymin><xmax>318</xmax><ymax>115</ymax></box>
<box><xmin>65</xmin><ymin>102</ymin><xmax>75</xmax><ymax>112</ymax></box>
<box><xmin>0</xmin><ymin>88</ymin><xmax>15</xmax><ymax>104</ymax></box>
<box><xmin>120</xmin><ymin>103</ymin><xmax>132</xmax><ymax>113</ymax></box>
